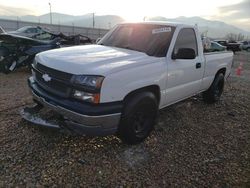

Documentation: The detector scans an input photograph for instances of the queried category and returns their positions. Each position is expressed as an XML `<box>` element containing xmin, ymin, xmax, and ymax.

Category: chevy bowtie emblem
<box><xmin>42</xmin><ymin>74</ymin><xmax>52</xmax><ymax>82</ymax></box>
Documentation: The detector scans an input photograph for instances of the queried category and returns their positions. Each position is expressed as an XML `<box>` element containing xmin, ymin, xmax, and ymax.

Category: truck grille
<box><xmin>36</xmin><ymin>63</ymin><xmax>72</xmax><ymax>82</ymax></box>
<box><xmin>33</xmin><ymin>63</ymin><xmax>73</xmax><ymax>98</ymax></box>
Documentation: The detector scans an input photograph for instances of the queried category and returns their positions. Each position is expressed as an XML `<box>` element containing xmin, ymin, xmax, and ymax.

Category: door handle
<box><xmin>196</xmin><ymin>62</ymin><xmax>201</xmax><ymax>69</ymax></box>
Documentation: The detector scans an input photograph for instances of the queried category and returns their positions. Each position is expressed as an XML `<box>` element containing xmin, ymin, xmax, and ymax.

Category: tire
<box><xmin>0</xmin><ymin>47</ymin><xmax>16</xmax><ymax>74</ymax></box>
<box><xmin>247</xmin><ymin>47</ymin><xmax>250</xmax><ymax>52</ymax></box>
<box><xmin>118</xmin><ymin>92</ymin><xmax>158</xmax><ymax>145</ymax></box>
<box><xmin>202</xmin><ymin>73</ymin><xmax>224</xmax><ymax>104</ymax></box>
<box><xmin>0</xmin><ymin>56</ymin><xmax>16</xmax><ymax>74</ymax></box>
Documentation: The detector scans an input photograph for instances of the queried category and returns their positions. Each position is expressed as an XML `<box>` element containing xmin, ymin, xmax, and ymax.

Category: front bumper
<box><xmin>22</xmin><ymin>77</ymin><xmax>122</xmax><ymax>136</ymax></box>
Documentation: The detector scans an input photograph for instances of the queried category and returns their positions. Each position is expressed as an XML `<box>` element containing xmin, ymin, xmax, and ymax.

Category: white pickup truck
<box><xmin>22</xmin><ymin>22</ymin><xmax>233</xmax><ymax>144</ymax></box>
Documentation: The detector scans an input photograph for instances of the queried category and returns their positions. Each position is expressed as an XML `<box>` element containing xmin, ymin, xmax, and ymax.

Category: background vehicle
<box><xmin>240</xmin><ymin>41</ymin><xmax>250</xmax><ymax>52</ymax></box>
<box><xmin>7</xmin><ymin>26</ymin><xmax>46</xmax><ymax>38</ymax></box>
<box><xmin>22</xmin><ymin>22</ymin><xmax>233</xmax><ymax>144</ymax></box>
<box><xmin>209</xmin><ymin>41</ymin><xmax>226</xmax><ymax>52</ymax></box>
<box><xmin>214</xmin><ymin>40</ymin><xmax>241</xmax><ymax>53</ymax></box>
<box><xmin>0</xmin><ymin>30</ymin><xmax>92</xmax><ymax>74</ymax></box>
<box><xmin>7</xmin><ymin>26</ymin><xmax>92</xmax><ymax>45</ymax></box>
<box><xmin>0</xmin><ymin>33</ymin><xmax>60</xmax><ymax>74</ymax></box>
<box><xmin>0</xmin><ymin>26</ymin><xmax>5</xmax><ymax>34</ymax></box>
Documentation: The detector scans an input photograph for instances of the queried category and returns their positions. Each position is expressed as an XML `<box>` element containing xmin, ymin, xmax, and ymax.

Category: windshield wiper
<box><xmin>122</xmin><ymin>45</ymin><xmax>146</xmax><ymax>53</ymax></box>
<box><xmin>123</xmin><ymin>45</ymin><xmax>134</xmax><ymax>50</ymax></box>
<box><xmin>114</xmin><ymin>45</ymin><xmax>150</xmax><ymax>55</ymax></box>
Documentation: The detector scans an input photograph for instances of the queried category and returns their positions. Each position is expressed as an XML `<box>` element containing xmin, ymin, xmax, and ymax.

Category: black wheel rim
<box><xmin>131</xmin><ymin>109</ymin><xmax>154</xmax><ymax>138</ymax></box>
<box><xmin>214</xmin><ymin>80</ymin><xmax>224</xmax><ymax>99</ymax></box>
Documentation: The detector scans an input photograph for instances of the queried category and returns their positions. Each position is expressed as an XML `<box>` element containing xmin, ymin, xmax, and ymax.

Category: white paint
<box><xmin>35</xmin><ymin>22</ymin><xmax>233</xmax><ymax>107</ymax></box>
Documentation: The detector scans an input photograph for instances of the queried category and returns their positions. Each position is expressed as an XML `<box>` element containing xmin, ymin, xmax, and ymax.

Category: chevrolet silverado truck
<box><xmin>21</xmin><ymin>22</ymin><xmax>233</xmax><ymax>144</ymax></box>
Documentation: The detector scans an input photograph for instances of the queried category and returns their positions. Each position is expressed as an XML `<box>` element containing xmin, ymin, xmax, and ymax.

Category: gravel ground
<box><xmin>0</xmin><ymin>52</ymin><xmax>250</xmax><ymax>187</ymax></box>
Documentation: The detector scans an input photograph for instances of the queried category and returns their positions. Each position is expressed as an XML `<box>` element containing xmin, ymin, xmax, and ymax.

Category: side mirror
<box><xmin>96</xmin><ymin>38</ymin><xmax>101</xmax><ymax>44</ymax></box>
<box><xmin>172</xmin><ymin>48</ymin><xmax>196</xmax><ymax>60</ymax></box>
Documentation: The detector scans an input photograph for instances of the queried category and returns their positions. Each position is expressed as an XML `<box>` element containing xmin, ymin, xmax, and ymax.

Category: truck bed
<box><xmin>200</xmin><ymin>51</ymin><xmax>233</xmax><ymax>91</ymax></box>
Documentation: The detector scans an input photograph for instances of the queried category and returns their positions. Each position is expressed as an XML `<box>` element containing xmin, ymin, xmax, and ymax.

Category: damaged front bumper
<box><xmin>21</xmin><ymin>77</ymin><xmax>122</xmax><ymax>136</ymax></box>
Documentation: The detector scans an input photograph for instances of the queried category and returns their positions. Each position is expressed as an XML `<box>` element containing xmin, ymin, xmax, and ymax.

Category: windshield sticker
<box><xmin>152</xmin><ymin>27</ymin><xmax>171</xmax><ymax>34</ymax></box>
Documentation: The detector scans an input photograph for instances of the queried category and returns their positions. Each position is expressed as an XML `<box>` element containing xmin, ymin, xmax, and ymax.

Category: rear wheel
<box><xmin>118</xmin><ymin>92</ymin><xmax>158</xmax><ymax>144</ymax></box>
<box><xmin>202</xmin><ymin>73</ymin><xmax>225</xmax><ymax>104</ymax></box>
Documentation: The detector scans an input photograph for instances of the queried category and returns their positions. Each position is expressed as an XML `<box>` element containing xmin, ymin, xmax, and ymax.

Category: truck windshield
<box><xmin>99</xmin><ymin>24</ymin><xmax>176</xmax><ymax>57</ymax></box>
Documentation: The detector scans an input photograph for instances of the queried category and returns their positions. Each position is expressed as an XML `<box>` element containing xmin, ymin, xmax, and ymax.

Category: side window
<box><xmin>31</xmin><ymin>28</ymin><xmax>38</xmax><ymax>33</ymax></box>
<box><xmin>25</xmin><ymin>28</ymin><xmax>31</xmax><ymax>33</ymax></box>
<box><xmin>26</xmin><ymin>28</ymin><xmax>35</xmax><ymax>33</ymax></box>
<box><xmin>26</xmin><ymin>28</ymin><xmax>38</xmax><ymax>33</ymax></box>
<box><xmin>173</xmin><ymin>28</ymin><xmax>198</xmax><ymax>57</ymax></box>
<box><xmin>34</xmin><ymin>33</ymin><xmax>53</xmax><ymax>40</ymax></box>
<box><xmin>220</xmin><ymin>41</ymin><xmax>227</xmax><ymax>46</ymax></box>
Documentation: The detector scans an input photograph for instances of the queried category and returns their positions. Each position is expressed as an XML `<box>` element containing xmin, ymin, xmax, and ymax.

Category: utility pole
<box><xmin>92</xmin><ymin>13</ymin><xmax>95</xmax><ymax>28</ymax></box>
<box><xmin>72</xmin><ymin>22</ymin><xmax>75</xmax><ymax>34</ymax></box>
<box><xmin>16</xmin><ymin>16</ymin><xmax>20</xmax><ymax>29</ymax></box>
<box><xmin>58</xmin><ymin>18</ymin><xmax>61</xmax><ymax>32</ymax></box>
<box><xmin>49</xmin><ymin>2</ymin><xmax>52</xmax><ymax>24</ymax></box>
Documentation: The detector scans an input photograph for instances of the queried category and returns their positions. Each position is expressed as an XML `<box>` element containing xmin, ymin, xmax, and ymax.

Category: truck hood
<box><xmin>36</xmin><ymin>44</ymin><xmax>158</xmax><ymax>76</ymax></box>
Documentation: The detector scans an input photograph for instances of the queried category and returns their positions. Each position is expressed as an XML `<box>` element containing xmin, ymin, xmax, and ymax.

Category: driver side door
<box><xmin>165</xmin><ymin>28</ymin><xmax>204</xmax><ymax>104</ymax></box>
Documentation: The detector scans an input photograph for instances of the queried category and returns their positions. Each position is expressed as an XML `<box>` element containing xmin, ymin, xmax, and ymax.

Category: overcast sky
<box><xmin>0</xmin><ymin>0</ymin><xmax>249</xmax><ymax>31</ymax></box>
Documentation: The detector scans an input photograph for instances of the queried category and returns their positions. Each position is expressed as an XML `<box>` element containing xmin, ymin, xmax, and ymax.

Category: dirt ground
<box><xmin>0</xmin><ymin>52</ymin><xmax>250</xmax><ymax>187</ymax></box>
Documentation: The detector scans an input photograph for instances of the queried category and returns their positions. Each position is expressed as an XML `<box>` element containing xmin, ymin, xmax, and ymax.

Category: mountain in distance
<box><xmin>0</xmin><ymin>13</ymin><xmax>87</xmax><ymax>23</ymax></box>
<box><xmin>0</xmin><ymin>13</ymin><xmax>124</xmax><ymax>29</ymax></box>
<box><xmin>0</xmin><ymin>13</ymin><xmax>249</xmax><ymax>38</ymax></box>
<box><xmin>147</xmin><ymin>16</ymin><xmax>250</xmax><ymax>38</ymax></box>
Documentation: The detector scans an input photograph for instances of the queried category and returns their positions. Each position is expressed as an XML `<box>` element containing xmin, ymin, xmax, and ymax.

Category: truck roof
<box><xmin>119</xmin><ymin>21</ymin><xmax>195</xmax><ymax>28</ymax></box>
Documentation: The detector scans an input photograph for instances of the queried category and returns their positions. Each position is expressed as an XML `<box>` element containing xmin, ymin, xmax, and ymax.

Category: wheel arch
<box><xmin>123</xmin><ymin>85</ymin><xmax>161</xmax><ymax>105</ymax></box>
<box><xmin>216</xmin><ymin>67</ymin><xmax>226</xmax><ymax>77</ymax></box>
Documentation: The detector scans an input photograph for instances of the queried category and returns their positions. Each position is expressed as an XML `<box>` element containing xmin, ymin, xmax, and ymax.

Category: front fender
<box><xmin>100</xmin><ymin>60</ymin><xmax>167</xmax><ymax>105</ymax></box>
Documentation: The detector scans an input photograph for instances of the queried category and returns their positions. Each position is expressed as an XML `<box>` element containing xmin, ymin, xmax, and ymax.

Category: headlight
<box><xmin>72</xmin><ymin>75</ymin><xmax>104</xmax><ymax>90</ymax></box>
<box><xmin>31</xmin><ymin>69</ymin><xmax>35</xmax><ymax>77</ymax></box>
<box><xmin>71</xmin><ymin>75</ymin><xmax>104</xmax><ymax>104</ymax></box>
<box><xmin>73</xmin><ymin>90</ymin><xmax>100</xmax><ymax>104</ymax></box>
<box><xmin>32</xmin><ymin>58</ymin><xmax>37</xmax><ymax>66</ymax></box>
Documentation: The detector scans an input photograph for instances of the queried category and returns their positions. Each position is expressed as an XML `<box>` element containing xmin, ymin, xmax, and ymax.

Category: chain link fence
<box><xmin>0</xmin><ymin>18</ymin><xmax>109</xmax><ymax>40</ymax></box>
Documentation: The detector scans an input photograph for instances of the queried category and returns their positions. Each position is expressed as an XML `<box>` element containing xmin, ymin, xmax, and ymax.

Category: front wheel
<box><xmin>202</xmin><ymin>73</ymin><xmax>225</xmax><ymax>104</ymax></box>
<box><xmin>0</xmin><ymin>56</ymin><xmax>17</xmax><ymax>74</ymax></box>
<box><xmin>0</xmin><ymin>46</ymin><xmax>12</xmax><ymax>74</ymax></box>
<box><xmin>118</xmin><ymin>92</ymin><xmax>158</xmax><ymax>145</ymax></box>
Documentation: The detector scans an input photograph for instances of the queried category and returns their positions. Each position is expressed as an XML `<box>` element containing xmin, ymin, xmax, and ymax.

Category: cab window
<box><xmin>173</xmin><ymin>28</ymin><xmax>198</xmax><ymax>57</ymax></box>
